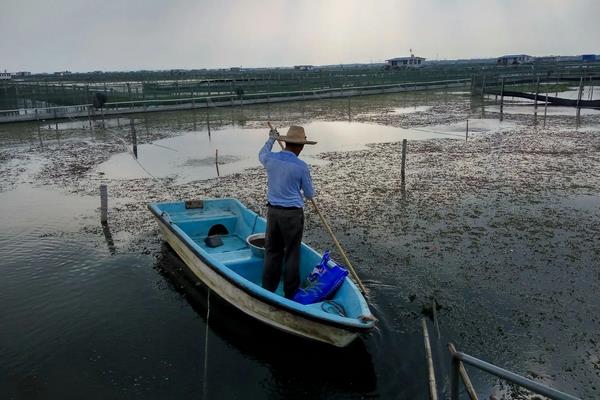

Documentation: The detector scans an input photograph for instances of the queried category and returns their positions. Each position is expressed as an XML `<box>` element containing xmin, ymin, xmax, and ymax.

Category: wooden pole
<box><xmin>576</xmin><ymin>76</ymin><xmax>584</xmax><ymax>123</ymax></box>
<box><xmin>465</xmin><ymin>119</ymin><xmax>469</xmax><ymax>141</ymax></box>
<box><xmin>499</xmin><ymin>77</ymin><xmax>505</xmax><ymax>121</ymax></box>
<box><xmin>100</xmin><ymin>184</ymin><xmax>108</xmax><ymax>224</ymax></box>
<box><xmin>534</xmin><ymin>76</ymin><xmax>540</xmax><ymax>113</ymax></box>
<box><xmin>309</xmin><ymin>198</ymin><xmax>368</xmax><ymax>295</ymax></box>
<box><xmin>422</xmin><ymin>319</ymin><xmax>438</xmax><ymax>400</ymax></box>
<box><xmin>480</xmin><ymin>74</ymin><xmax>486</xmax><ymax>98</ymax></box>
<box><xmin>130</xmin><ymin>119</ymin><xmax>137</xmax><ymax>158</ymax></box>
<box><xmin>401</xmin><ymin>139</ymin><xmax>407</xmax><ymax>184</ymax></box>
<box><xmin>215</xmin><ymin>149</ymin><xmax>220</xmax><ymax>177</ymax></box>
<box><xmin>543</xmin><ymin>91</ymin><xmax>548</xmax><ymax>127</ymax></box>
<box><xmin>88</xmin><ymin>106</ymin><xmax>93</xmax><ymax>133</ymax></box>
<box><xmin>36</xmin><ymin>109</ymin><xmax>41</xmax><ymax>137</ymax></box>
<box><xmin>448</xmin><ymin>343</ymin><xmax>479</xmax><ymax>400</ymax></box>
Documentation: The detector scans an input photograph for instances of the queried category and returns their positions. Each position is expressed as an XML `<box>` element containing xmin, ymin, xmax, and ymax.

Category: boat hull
<box><xmin>153</xmin><ymin>215</ymin><xmax>361</xmax><ymax>347</ymax></box>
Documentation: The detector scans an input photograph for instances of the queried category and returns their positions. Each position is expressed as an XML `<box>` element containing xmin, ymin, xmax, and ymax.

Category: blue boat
<box><xmin>148</xmin><ymin>198</ymin><xmax>375</xmax><ymax>347</ymax></box>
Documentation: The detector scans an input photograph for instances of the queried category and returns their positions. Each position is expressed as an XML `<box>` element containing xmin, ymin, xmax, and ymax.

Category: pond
<box><xmin>0</xmin><ymin>90</ymin><xmax>597</xmax><ymax>399</ymax></box>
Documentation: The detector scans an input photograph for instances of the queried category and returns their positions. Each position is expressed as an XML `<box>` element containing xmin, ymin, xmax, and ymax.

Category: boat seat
<box><xmin>168</xmin><ymin>209</ymin><xmax>236</xmax><ymax>223</ymax></box>
<box><xmin>176</xmin><ymin>215</ymin><xmax>240</xmax><ymax>238</ymax></box>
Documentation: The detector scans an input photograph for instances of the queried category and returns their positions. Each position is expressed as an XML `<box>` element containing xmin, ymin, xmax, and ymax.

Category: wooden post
<box><xmin>448</xmin><ymin>343</ymin><xmax>479</xmax><ymax>400</ymax></box>
<box><xmin>499</xmin><ymin>77</ymin><xmax>505</xmax><ymax>121</ymax></box>
<box><xmin>422</xmin><ymin>319</ymin><xmax>438</xmax><ymax>400</ymax></box>
<box><xmin>534</xmin><ymin>76</ymin><xmax>540</xmax><ymax>113</ymax></box>
<box><xmin>215</xmin><ymin>149</ymin><xmax>220</xmax><ymax>176</ymax></box>
<box><xmin>401</xmin><ymin>139</ymin><xmax>407</xmax><ymax>185</ymax></box>
<box><xmin>465</xmin><ymin>119</ymin><xmax>469</xmax><ymax>141</ymax></box>
<box><xmin>480</xmin><ymin>74</ymin><xmax>486</xmax><ymax>98</ymax></box>
<box><xmin>35</xmin><ymin>109</ymin><xmax>41</xmax><ymax>137</ymax></box>
<box><xmin>576</xmin><ymin>76</ymin><xmax>584</xmax><ymax>122</ymax></box>
<box><xmin>543</xmin><ymin>91</ymin><xmax>548</xmax><ymax>127</ymax></box>
<box><xmin>130</xmin><ymin>119</ymin><xmax>137</xmax><ymax>158</ymax></box>
<box><xmin>88</xmin><ymin>106</ymin><xmax>93</xmax><ymax>133</ymax></box>
<box><xmin>100</xmin><ymin>184</ymin><xmax>108</xmax><ymax>224</ymax></box>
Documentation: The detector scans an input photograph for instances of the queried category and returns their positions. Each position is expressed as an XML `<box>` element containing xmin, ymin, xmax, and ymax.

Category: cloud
<box><xmin>1</xmin><ymin>0</ymin><xmax>598</xmax><ymax>72</ymax></box>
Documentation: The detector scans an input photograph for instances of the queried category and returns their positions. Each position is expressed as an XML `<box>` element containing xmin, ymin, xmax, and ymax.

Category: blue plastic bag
<box><xmin>292</xmin><ymin>251</ymin><xmax>349</xmax><ymax>305</ymax></box>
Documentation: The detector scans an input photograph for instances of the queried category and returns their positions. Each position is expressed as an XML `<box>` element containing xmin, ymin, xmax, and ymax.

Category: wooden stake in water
<box><xmin>401</xmin><ymin>139</ymin><xmax>407</xmax><ymax>185</ymax></box>
<box><xmin>534</xmin><ymin>76</ymin><xmax>540</xmax><ymax>114</ymax></box>
<box><xmin>422</xmin><ymin>319</ymin><xmax>438</xmax><ymax>400</ymax></box>
<box><xmin>465</xmin><ymin>119</ymin><xmax>469</xmax><ymax>141</ymax></box>
<box><xmin>130</xmin><ymin>119</ymin><xmax>138</xmax><ymax>158</ymax></box>
<box><xmin>215</xmin><ymin>149</ymin><xmax>220</xmax><ymax>177</ymax></box>
<box><xmin>499</xmin><ymin>78</ymin><xmax>505</xmax><ymax>121</ymax></box>
<box><xmin>87</xmin><ymin>106</ymin><xmax>93</xmax><ymax>133</ymax></box>
<box><xmin>100</xmin><ymin>184</ymin><xmax>108</xmax><ymax>224</ymax></box>
<box><xmin>576</xmin><ymin>76</ymin><xmax>584</xmax><ymax>123</ymax></box>
<box><xmin>36</xmin><ymin>109</ymin><xmax>41</xmax><ymax>136</ymax></box>
<box><xmin>543</xmin><ymin>91</ymin><xmax>549</xmax><ymax>127</ymax></box>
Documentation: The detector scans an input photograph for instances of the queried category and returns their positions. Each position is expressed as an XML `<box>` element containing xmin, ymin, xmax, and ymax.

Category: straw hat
<box><xmin>278</xmin><ymin>126</ymin><xmax>317</xmax><ymax>145</ymax></box>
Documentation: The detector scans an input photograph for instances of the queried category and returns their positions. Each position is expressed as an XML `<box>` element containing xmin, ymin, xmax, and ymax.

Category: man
<box><xmin>259</xmin><ymin>125</ymin><xmax>317</xmax><ymax>299</ymax></box>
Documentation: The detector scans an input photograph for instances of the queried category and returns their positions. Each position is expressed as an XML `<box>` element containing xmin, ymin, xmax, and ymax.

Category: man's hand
<box><xmin>269</xmin><ymin>128</ymin><xmax>279</xmax><ymax>139</ymax></box>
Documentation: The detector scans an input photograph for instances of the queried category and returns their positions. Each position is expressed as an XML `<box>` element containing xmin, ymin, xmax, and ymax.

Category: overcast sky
<box><xmin>1</xmin><ymin>0</ymin><xmax>599</xmax><ymax>73</ymax></box>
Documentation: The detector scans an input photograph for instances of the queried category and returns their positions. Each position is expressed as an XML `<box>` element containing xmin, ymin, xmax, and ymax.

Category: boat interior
<box><xmin>152</xmin><ymin>199</ymin><xmax>366</xmax><ymax>319</ymax></box>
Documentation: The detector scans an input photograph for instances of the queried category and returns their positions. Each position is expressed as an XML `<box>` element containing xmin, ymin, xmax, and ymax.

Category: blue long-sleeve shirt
<box><xmin>259</xmin><ymin>137</ymin><xmax>315</xmax><ymax>208</ymax></box>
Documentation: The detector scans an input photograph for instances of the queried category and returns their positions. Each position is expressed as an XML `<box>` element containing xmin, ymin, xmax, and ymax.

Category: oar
<box><xmin>267</xmin><ymin>122</ymin><xmax>369</xmax><ymax>296</ymax></box>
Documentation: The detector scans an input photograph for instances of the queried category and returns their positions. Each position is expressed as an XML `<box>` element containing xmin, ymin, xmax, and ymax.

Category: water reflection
<box><xmin>154</xmin><ymin>243</ymin><xmax>377</xmax><ymax>398</ymax></box>
<box><xmin>96</xmin><ymin>120</ymin><xmax>468</xmax><ymax>183</ymax></box>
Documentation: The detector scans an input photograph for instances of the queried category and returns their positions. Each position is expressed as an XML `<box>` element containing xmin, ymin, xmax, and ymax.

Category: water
<box><xmin>96</xmin><ymin>120</ymin><xmax>467</xmax><ymax>183</ymax></box>
<box><xmin>1</xmin><ymin>90</ymin><xmax>598</xmax><ymax>399</ymax></box>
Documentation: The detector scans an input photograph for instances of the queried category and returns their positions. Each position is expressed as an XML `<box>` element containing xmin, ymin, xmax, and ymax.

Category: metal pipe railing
<box><xmin>448</xmin><ymin>343</ymin><xmax>580</xmax><ymax>400</ymax></box>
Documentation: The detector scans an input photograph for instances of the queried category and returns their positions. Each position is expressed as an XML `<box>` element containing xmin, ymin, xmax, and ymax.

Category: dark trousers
<box><xmin>262</xmin><ymin>206</ymin><xmax>304</xmax><ymax>299</ymax></box>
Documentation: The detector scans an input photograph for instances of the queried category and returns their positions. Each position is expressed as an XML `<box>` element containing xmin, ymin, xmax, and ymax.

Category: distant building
<box><xmin>535</xmin><ymin>56</ymin><xmax>558</xmax><ymax>64</ymax></box>
<box><xmin>294</xmin><ymin>65</ymin><xmax>315</xmax><ymax>71</ymax></box>
<box><xmin>53</xmin><ymin>71</ymin><xmax>72</xmax><ymax>76</ymax></box>
<box><xmin>385</xmin><ymin>56</ymin><xmax>426</xmax><ymax>68</ymax></box>
<box><xmin>497</xmin><ymin>54</ymin><xmax>534</xmax><ymax>65</ymax></box>
<box><xmin>582</xmin><ymin>54</ymin><xmax>597</xmax><ymax>62</ymax></box>
<box><xmin>13</xmin><ymin>71</ymin><xmax>31</xmax><ymax>77</ymax></box>
<box><xmin>0</xmin><ymin>71</ymin><xmax>12</xmax><ymax>80</ymax></box>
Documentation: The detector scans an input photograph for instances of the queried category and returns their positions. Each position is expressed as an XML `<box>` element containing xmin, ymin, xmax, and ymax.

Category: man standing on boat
<box><xmin>259</xmin><ymin>125</ymin><xmax>317</xmax><ymax>299</ymax></box>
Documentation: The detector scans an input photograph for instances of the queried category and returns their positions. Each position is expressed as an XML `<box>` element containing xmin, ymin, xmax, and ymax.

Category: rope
<box><xmin>65</xmin><ymin>111</ymin><xmax>179</xmax><ymax>200</ymax></box>
<box><xmin>203</xmin><ymin>290</ymin><xmax>210</xmax><ymax>399</ymax></box>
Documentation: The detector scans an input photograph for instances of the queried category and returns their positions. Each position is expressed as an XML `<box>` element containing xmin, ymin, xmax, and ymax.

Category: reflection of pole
<box><xmin>102</xmin><ymin>222</ymin><xmax>116</xmax><ymax>255</ymax></box>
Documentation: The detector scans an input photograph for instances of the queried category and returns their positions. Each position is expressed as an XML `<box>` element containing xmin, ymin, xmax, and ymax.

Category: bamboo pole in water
<box><xmin>401</xmin><ymin>139</ymin><xmax>407</xmax><ymax>185</ymax></box>
<box><xmin>422</xmin><ymin>319</ymin><xmax>438</xmax><ymax>400</ymax></box>
<box><xmin>448</xmin><ymin>343</ymin><xmax>479</xmax><ymax>400</ymax></box>
<box><xmin>499</xmin><ymin>77</ymin><xmax>505</xmax><ymax>121</ymax></box>
<box><xmin>543</xmin><ymin>91</ymin><xmax>549</xmax><ymax>127</ymax></box>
